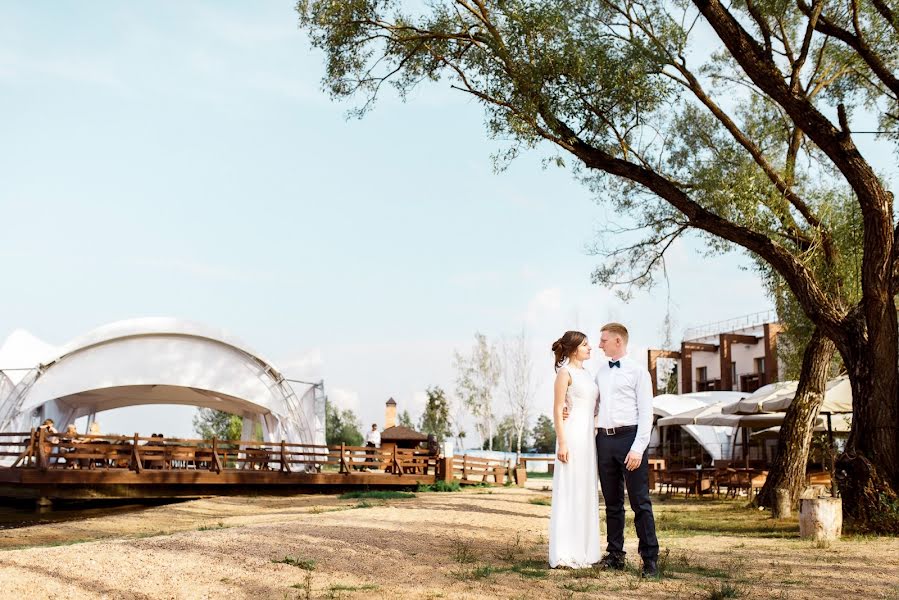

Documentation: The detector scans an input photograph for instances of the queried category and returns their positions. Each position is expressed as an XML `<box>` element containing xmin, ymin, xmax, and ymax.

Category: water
<box><xmin>0</xmin><ymin>498</ymin><xmax>183</xmax><ymax>530</ymax></box>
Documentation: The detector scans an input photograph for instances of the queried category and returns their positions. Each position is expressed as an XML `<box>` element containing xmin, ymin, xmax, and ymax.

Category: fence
<box><xmin>0</xmin><ymin>430</ymin><xmax>436</xmax><ymax>477</ymax></box>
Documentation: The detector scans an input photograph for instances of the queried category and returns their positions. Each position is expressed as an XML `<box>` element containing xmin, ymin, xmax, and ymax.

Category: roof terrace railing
<box><xmin>683</xmin><ymin>309</ymin><xmax>778</xmax><ymax>342</ymax></box>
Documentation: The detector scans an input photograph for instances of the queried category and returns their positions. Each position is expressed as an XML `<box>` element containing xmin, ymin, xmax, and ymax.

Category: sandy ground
<box><xmin>0</xmin><ymin>485</ymin><xmax>897</xmax><ymax>599</ymax></box>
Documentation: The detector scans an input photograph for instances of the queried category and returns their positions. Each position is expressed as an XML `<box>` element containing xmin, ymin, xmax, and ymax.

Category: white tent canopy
<box><xmin>722</xmin><ymin>377</ymin><xmax>852</xmax><ymax>415</ymax></box>
<box><xmin>652</xmin><ymin>391</ymin><xmax>749</xmax><ymax>461</ymax></box>
<box><xmin>0</xmin><ymin>318</ymin><xmax>325</xmax><ymax>447</ymax></box>
<box><xmin>751</xmin><ymin>413</ymin><xmax>852</xmax><ymax>439</ymax></box>
<box><xmin>761</xmin><ymin>377</ymin><xmax>852</xmax><ymax>414</ymax></box>
<box><xmin>656</xmin><ymin>401</ymin><xmax>730</xmax><ymax>426</ymax></box>
<box><xmin>0</xmin><ymin>329</ymin><xmax>59</xmax><ymax>385</ymax></box>
<box><xmin>694</xmin><ymin>411</ymin><xmax>825</xmax><ymax>428</ymax></box>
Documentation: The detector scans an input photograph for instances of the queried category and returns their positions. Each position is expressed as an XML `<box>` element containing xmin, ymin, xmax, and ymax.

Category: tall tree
<box><xmin>531</xmin><ymin>414</ymin><xmax>556</xmax><ymax>454</ymax></box>
<box><xmin>454</xmin><ymin>332</ymin><xmax>501</xmax><ymax>450</ymax></box>
<box><xmin>193</xmin><ymin>409</ymin><xmax>242</xmax><ymax>441</ymax></box>
<box><xmin>420</xmin><ymin>386</ymin><xmax>453</xmax><ymax>443</ymax></box>
<box><xmin>398</xmin><ymin>409</ymin><xmax>415</xmax><ymax>429</ymax></box>
<box><xmin>325</xmin><ymin>401</ymin><xmax>364</xmax><ymax>446</ymax></box>
<box><xmin>490</xmin><ymin>414</ymin><xmax>518</xmax><ymax>452</ymax></box>
<box><xmin>298</xmin><ymin>0</ymin><xmax>899</xmax><ymax>531</ymax></box>
<box><xmin>499</xmin><ymin>330</ymin><xmax>539</xmax><ymax>464</ymax></box>
<box><xmin>753</xmin><ymin>194</ymin><xmax>860</xmax><ymax>513</ymax></box>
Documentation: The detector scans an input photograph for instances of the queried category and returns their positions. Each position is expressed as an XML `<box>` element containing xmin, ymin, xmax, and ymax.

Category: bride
<box><xmin>548</xmin><ymin>330</ymin><xmax>601</xmax><ymax>568</ymax></box>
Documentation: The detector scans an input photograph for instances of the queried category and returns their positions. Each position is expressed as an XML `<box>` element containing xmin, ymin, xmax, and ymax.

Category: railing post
<box><xmin>339</xmin><ymin>442</ymin><xmax>347</xmax><ymax>474</ymax></box>
<box><xmin>462</xmin><ymin>455</ymin><xmax>468</xmax><ymax>481</ymax></box>
<box><xmin>280</xmin><ymin>440</ymin><xmax>290</xmax><ymax>473</ymax></box>
<box><xmin>37</xmin><ymin>427</ymin><xmax>47</xmax><ymax>471</ymax></box>
<box><xmin>211</xmin><ymin>436</ymin><xmax>221</xmax><ymax>473</ymax></box>
<box><xmin>13</xmin><ymin>428</ymin><xmax>36</xmax><ymax>468</ymax></box>
<box><xmin>131</xmin><ymin>432</ymin><xmax>143</xmax><ymax>473</ymax></box>
<box><xmin>437</xmin><ymin>457</ymin><xmax>453</xmax><ymax>482</ymax></box>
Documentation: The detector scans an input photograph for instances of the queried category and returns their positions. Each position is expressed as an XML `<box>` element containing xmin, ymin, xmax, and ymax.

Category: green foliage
<box><xmin>325</xmin><ymin>401</ymin><xmax>363</xmax><ymax>446</ymax></box>
<box><xmin>397</xmin><ymin>409</ymin><xmax>415</xmax><ymax>429</ymax></box>
<box><xmin>419</xmin><ymin>386</ymin><xmax>453</xmax><ymax>443</ymax></box>
<box><xmin>417</xmin><ymin>480</ymin><xmax>461</xmax><ymax>492</ymax></box>
<box><xmin>488</xmin><ymin>414</ymin><xmax>518</xmax><ymax>451</ymax></box>
<box><xmin>273</xmin><ymin>556</ymin><xmax>316</xmax><ymax>571</ymax></box>
<box><xmin>454</xmin><ymin>332</ymin><xmax>501</xmax><ymax>450</ymax></box>
<box><xmin>702</xmin><ymin>582</ymin><xmax>746</xmax><ymax>599</ymax></box>
<box><xmin>530</xmin><ymin>415</ymin><xmax>556</xmax><ymax>454</ymax></box>
<box><xmin>193</xmin><ymin>409</ymin><xmax>242</xmax><ymax>441</ymax></box>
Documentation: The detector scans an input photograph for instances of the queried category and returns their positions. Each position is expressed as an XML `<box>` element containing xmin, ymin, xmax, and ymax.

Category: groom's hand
<box><xmin>562</xmin><ymin>406</ymin><xmax>569</xmax><ymax>421</ymax></box>
<box><xmin>624</xmin><ymin>451</ymin><xmax>642</xmax><ymax>471</ymax></box>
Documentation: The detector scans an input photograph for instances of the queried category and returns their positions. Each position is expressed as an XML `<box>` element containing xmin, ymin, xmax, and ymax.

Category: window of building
<box><xmin>697</xmin><ymin>366</ymin><xmax>708</xmax><ymax>382</ymax></box>
<box><xmin>755</xmin><ymin>357</ymin><xmax>766</xmax><ymax>375</ymax></box>
<box><xmin>731</xmin><ymin>362</ymin><xmax>737</xmax><ymax>386</ymax></box>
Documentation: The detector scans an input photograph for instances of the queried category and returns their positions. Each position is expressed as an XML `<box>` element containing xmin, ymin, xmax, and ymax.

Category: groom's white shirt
<box><xmin>594</xmin><ymin>353</ymin><xmax>654</xmax><ymax>455</ymax></box>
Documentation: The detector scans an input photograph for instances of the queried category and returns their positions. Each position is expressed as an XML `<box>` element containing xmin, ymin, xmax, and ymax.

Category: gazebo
<box><xmin>0</xmin><ymin>318</ymin><xmax>325</xmax><ymax>454</ymax></box>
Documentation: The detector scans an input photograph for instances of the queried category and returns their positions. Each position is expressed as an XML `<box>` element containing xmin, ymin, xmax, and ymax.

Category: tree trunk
<box><xmin>755</xmin><ymin>329</ymin><xmax>835</xmax><ymax>514</ymax></box>
<box><xmin>515</xmin><ymin>426</ymin><xmax>523</xmax><ymax>467</ymax></box>
<box><xmin>835</xmin><ymin>307</ymin><xmax>899</xmax><ymax>533</ymax></box>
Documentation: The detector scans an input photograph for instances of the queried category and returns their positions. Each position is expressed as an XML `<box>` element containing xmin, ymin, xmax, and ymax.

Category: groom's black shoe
<box><xmin>641</xmin><ymin>558</ymin><xmax>659</xmax><ymax>578</ymax></box>
<box><xmin>598</xmin><ymin>553</ymin><xmax>626</xmax><ymax>571</ymax></box>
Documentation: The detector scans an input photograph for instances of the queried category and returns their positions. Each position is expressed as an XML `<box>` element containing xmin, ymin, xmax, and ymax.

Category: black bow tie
<box><xmin>609</xmin><ymin>360</ymin><xmax>621</xmax><ymax>368</ymax></box>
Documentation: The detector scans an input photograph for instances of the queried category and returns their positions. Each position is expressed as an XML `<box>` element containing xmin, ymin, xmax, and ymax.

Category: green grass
<box><xmin>702</xmin><ymin>581</ymin><xmax>746</xmax><ymax>599</ymax></box>
<box><xmin>326</xmin><ymin>583</ymin><xmax>379</xmax><ymax>592</ymax></box>
<box><xmin>560</xmin><ymin>581</ymin><xmax>601</xmax><ymax>593</ymax></box>
<box><xmin>652</xmin><ymin>498</ymin><xmax>799</xmax><ymax>538</ymax></box>
<box><xmin>273</xmin><ymin>556</ymin><xmax>316</xmax><ymax>571</ymax></box>
<box><xmin>338</xmin><ymin>490</ymin><xmax>416</xmax><ymax>500</ymax></box>
<box><xmin>528</xmin><ymin>496</ymin><xmax>551</xmax><ymax>506</ymax></box>
<box><xmin>509</xmin><ymin>565</ymin><xmax>548</xmax><ymax>579</ymax></box>
<box><xmin>197</xmin><ymin>521</ymin><xmax>227</xmax><ymax>531</ymax></box>
<box><xmin>353</xmin><ymin>500</ymin><xmax>375</xmax><ymax>509</ymax></box>
<box><xmin>526</xmin><ymin>471</ymin><xmax>553</xmax><ymax>479</ymax></box>
<box><xmin>417</xmin><ymin>480</ymin><xmax>461</xmax><ymax>492</ymax></box>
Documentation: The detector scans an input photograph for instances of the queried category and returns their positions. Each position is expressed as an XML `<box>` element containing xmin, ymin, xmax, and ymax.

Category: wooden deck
<box><xmin>0</xmin><ymin>430</ymin><xmax>443</xmax><ymax>500</ymax></box>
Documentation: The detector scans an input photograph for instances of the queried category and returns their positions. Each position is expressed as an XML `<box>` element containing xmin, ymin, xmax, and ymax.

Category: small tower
<box><xmin>385</xmin><ymin>397</ymin><xmax>397</xmax><ymax>429</ymax></box>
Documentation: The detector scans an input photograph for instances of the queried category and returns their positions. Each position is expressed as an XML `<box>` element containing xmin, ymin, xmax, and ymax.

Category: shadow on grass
<box><xmin>648</xmin><ymin>498</ymin><xmax>798</xmax><ymax>538</ymax></box>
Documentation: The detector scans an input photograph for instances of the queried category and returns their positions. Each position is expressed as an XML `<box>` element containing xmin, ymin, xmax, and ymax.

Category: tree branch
<box><xmin>797</xmin><ymin>0</ymin><xmax>899</xmax><ymax>98</ymax></box>
<box><xmin>537</xmin><ymin>105</ymin><xmax>847</xmax><ymax>340</ymax></box>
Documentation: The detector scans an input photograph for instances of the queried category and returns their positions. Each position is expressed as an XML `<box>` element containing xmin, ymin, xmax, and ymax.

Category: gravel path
<box><xmin>0</xmin><ymin>488</ymin><xmax>896</xmax><ymax>599</ymax></box>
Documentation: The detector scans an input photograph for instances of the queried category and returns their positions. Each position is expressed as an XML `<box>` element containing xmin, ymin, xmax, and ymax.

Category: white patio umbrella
<box><xmin>750</xmin><ymin>413</ymin><xmax>852</xmax><ymax>439</ymax></box>
<box><xmin>721</xmin><ymin>381</ymin><xmax>799</xmax><ymax>415</ymax></box>
<box><xmin>695</xmin><ymin>412</ymin><xmax>824</xmax><ymax>428</ymax></box>
<box><xmin>760</xmin><ymin>376</ymin><xmax>852</xmax><ymax>414</ymax></box>
<box><xmin>656</xmin><ymin>402</ymin><xmax>730</xmax><ymax>427</ymax></box>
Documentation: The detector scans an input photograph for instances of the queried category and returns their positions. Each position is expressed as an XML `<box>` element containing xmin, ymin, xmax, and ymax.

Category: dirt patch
<box><xmin>0</xmin><ymin>488</ymin><xmax>896</xmax><ymax>599</ymax></box>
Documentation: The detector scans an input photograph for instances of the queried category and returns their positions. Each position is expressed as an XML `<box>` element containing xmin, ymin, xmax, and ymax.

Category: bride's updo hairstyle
<box><xmin>551</xmin><ymin>330</ymin><xmax>586</xmax><ymax>370</ymax></box>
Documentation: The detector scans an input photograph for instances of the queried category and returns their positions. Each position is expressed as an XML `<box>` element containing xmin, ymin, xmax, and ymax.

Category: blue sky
<box><xmin>1</xmin><ymin>1</ymin><xmax>860</xmax><ymax>440</ymax></box>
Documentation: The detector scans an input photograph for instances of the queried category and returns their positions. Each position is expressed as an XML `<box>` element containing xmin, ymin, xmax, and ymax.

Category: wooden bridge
<box><xmin>0</xmin><ymin>430</ymin><xmax>515</xmax><ymax>501</ymax></box>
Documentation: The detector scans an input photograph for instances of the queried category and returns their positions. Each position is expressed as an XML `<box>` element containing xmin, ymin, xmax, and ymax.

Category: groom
<box><xmin>594</xmin><ymin>323</ymin><xmax>659</xmax><ymax>577</ymax></box>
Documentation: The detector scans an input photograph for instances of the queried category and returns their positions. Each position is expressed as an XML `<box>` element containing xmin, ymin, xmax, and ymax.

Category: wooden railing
<box><xmin>0</xmin><ymin>430</ymin><xmax>437</xmax><ymax>477</ymax></box>
<box><xmin>452</xmin><ymin>455</ymin><xmax>512</xmax><ymax>484</ymax></box>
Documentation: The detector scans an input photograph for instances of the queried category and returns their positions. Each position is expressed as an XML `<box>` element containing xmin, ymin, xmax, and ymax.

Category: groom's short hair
<box><xmin>601</xmin><ymin>322</ymin><xmax>629</xmax><ymax>343</ymax></box>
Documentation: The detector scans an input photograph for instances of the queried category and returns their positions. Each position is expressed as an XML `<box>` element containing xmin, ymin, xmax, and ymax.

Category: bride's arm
<box><xmin>553</xmin><ymin>369</ymin><xmax>571</xmax><ymax>463</ymax></box>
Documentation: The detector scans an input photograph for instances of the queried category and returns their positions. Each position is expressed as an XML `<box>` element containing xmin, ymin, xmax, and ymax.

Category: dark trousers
<box><xmin>596</xmin><ymin>429</ymin><xmax>659</xmax><ymax>561</ymax></box>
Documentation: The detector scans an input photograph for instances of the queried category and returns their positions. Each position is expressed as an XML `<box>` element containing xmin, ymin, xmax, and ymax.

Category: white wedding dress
<box><xmin>549</xmin><ymin>365</ymin><xmax>601</xmax><ymax>568</ymax></box>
